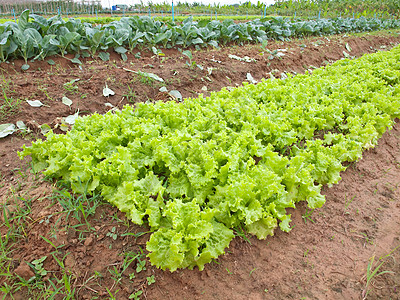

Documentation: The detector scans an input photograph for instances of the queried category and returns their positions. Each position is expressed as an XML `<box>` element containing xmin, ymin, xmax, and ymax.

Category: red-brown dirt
<box><xmin>1</xmin><ymin>30</ymin><xmax>400</xmax><ymax>300</ymax></box>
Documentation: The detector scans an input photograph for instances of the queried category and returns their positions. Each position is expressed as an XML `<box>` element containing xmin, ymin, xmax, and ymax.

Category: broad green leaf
<box><xmin>24</xmin><ymin>28</ymin><xmax>42</xmax><ymax>48</ymax></box>
<box><xmin>70</xmin><ymin>58</ymin><xmax>82</xmax><ymax>64</ymax></box>
<box><xmin>98</xmin><ymin>52</ymin><xmax>110</xmax><ymax>61</ymax></box>
<box><xmin>114</xmin><ymin>46</ymin><xmax>127</xmax><ymax>54</ymax></box>
<box><xmin>18</xmin><ymin>9</ymin><xmax>30</xmax><ymax>31</ymax></box>
<box><xmin>182</xmin><ymin>50</ymin><xmax>192</xmax><ymax>60</ymax></box>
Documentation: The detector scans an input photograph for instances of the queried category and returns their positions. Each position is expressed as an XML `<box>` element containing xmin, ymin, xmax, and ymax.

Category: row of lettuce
<box><xmin>21</xmin><ymin>46</ymin><xmax>400</xmax><ymax>271</ymax></box>
<box><xmin>1</xmin><ymin>9</ymin><xmax>400</xmax><ymax>65</ymax></box>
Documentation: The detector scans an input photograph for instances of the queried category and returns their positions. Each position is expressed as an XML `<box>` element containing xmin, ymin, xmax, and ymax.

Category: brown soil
<box><xmin>1</xmin><ymin>30</ymin><xmax>400</xmax><ymax>300</ymax></box>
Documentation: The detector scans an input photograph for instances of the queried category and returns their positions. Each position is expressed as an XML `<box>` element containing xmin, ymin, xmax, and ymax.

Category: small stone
<box><xmin>14</xmin><ymin>261</ymin><xmax>35</xmax><ymax>280</ymax></box>
<box><xmin>65</xmin><ymin>254</ymin><xmax>76</xmax><ymax>268</ymax></box>
<box><xmin>84</xmin><ymin>237</ymin><xmax>94</xmax><ymax>247</ymax></box>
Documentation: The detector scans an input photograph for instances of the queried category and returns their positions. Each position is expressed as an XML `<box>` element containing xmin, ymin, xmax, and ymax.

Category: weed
<box><xmin>302</xmin><ymin>208</ymin><xmax>315</xmax><ymax>224</ymax></box>
<box><xmin>303</xmin><ymin>249</ymin><xmax>309</xmax><ymax>257</ymax></box>
<box><xmin>136</xmin><ymin>72</ymin><xmax>155</xmax><ymax>86</ymax></box>
<box><xmin>234</xmin><ymin>225</ymin><xmax>251</xmax><ymax>244</ymax></box>
<box><xmin>37</xmin><ymin>85</ymin><xmax>55</xmax><ymax>102</ymax></box>
<box><xmin>136</xmin><ymin>255</ymin><xmax>146</xmax><ymax>273</ymax></box>
<box><xmin>109</xmin><ymin>265</ymin><xmax>123</xmax><ymax>287</ymax></box>
<box><xmin>0</xmin><ymin>89</ymin><xmax>22</xmax><ymax>121</ymax></box>
<box><xmin>2</xmin><ymin>196</ymin><xmax>32</xmax><ymax>240</ymax></box>
<box><xmin>129</xmin><ymin>290</ymin><xmax>143</xmax><ymax>299</ymax></box>
<box><xmin>41</xmin><ymin>235</ymin><xmax>65</xmax><ymax>254</ymax></box>
<box><xmin>63</xmin><ymin>79</ymin><xmax>80</xmax><ymax>94</ymax></box>
<box><xmin>123</xmin><ymin>85</ymin><xmax>137</xmax><ymax>104</ymax></box>
<box><xmin>182</xmin><ymin>50</ymin><xmax>203</xmax><ymax>70</ymax></box>
<box><xmin>52</xmin><ymin>183</ymin><xmax>102</xmax><ymax>233</ymax></box>
<box><xmin>106</xmin><ymin>286</ymin><xmax>120</xmax><ymax>299</ymax></box>
<box><xmin>344</xmin><ymin>195</ymin><xmax>356</xmax><ymax>215</ymax></box>
<box><xmin>106</xmin><ymin>227</ymin><xmax>118</xmax><ymax>240</ymax></box>
<box><xmin>28</xmin><ymin>256</ymin><xmax>48</xmax><ymax>277</ymax></box>
<box><xmin>362</xmin><ymin>253</ymin><xmax>396</xmax><ymax>299</ymax></box>
<box><xmin>0</xmin><ymin>234</ymin><xmax>14</xmax><ymax>282</ymax></box>
<box><xmin>357</xmin><ymin>232</ymin><xmax>374</xmax><ymax>246</ymax></box>
<box><xmin>146</xmin><ymin>275</ymin><xmax>155</xmax><ymax>285</ymax></box>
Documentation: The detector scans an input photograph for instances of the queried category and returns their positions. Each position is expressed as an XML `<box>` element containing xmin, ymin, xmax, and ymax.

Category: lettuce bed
<box><xmin>21</xmin><ymin>46</ymin><xmax>400</xmax><ymax>271</ymax></box>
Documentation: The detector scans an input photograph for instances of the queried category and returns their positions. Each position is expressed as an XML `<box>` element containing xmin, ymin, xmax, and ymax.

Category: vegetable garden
<box><xmin>1</xmin><ymin>7</ymin><xmax>400</xmax><ymax>300</ymax></box>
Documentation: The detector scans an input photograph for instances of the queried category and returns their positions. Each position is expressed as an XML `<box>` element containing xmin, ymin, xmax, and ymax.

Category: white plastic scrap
<box><xmin>169</xmin><ymin>90</ymin><xmax>183</xmax><ymax>102</ymax></box>
<box><xmin>16</xmin><ymin>121</ymin><xmax>26</xmax><ymax>130</ymax></box>
<box><xmin>65</xmin><ymin>111</ymin><xmax>79</xmax><ymax>125</ymax></box>
<box><xmin>0</xmin><ymin>123</ymin><xmax>16</xmax><ymax>138</ymax></box>
<box><xmin>229</xmin><ymin>54</ymin><xmax>255</xmax><ymax>63</ymax></box>
<box><xmin>26</xmin><ymin>100</ymin><xmax>44</xmax><ymax>107</ymax></box>
<box><xmin>103</xmin><ymin>85</ymin><xmax>115</xmax><ymax>97</ymax></box>
<box><xmin>246</xmin><ymin>73</ymin><xmax>257</xmax><ymax>84</ymax></box>
<box><xmin>62</xmin><ymin>97</ymin><xmax>73</xmax><ymax>107</ymax></box>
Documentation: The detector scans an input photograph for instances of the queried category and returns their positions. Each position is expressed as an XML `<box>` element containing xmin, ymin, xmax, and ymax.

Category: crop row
<box><xmin>1</xmin><ymin>10</ymin><xmax>400</xmax><ymax>69</ymax></box>
<box><xmin>0</xmin><ymin>15</ymin><xmax>272</xmax><ymax>25</ymax></box>
<box><xmin>21</xmin><ymin>45</ymin><xmax>400</xmax><ymax>271</ymax></box>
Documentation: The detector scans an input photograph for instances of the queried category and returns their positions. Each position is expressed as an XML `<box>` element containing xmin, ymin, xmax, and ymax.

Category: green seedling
<box><xmin>344</xmin><ymin>195</ymin><xmax>355</xmax><ymax>215</ymax></box>
<box><xmin>136</xmin><ymin>257</ymin><xmax>146</xmax><ymax>273</ymax></box>
<box><xmin>234</xmin><ymin>225</ymin><xmax>251</xmax><ymax>244</ymax></box>
<box><xmin>302</xmin><ymin>208</ymin><xmax>315</xmax><ymax>224</ymax></box>
<box><xmin>0</xmin><ymin>89</ymin><xmax>22</xmax><ymax>121</ymax></box>
<box><xmin>53</xmin><ymin>181</ymin><xmax>101</xmax><ymax>233</ymax></box>
<box><xmin>152</xmin><ymin>46</ymin><xmax>165</xmax><ymax>60</ymax></box>
<box><xmin>106</xmin><ymin>287</ymin><xmax>120</xmax><ymax>300</ymax></box>
<box><xmin>182</xmin><ymin>50</ymin><xmax>203</xmax><ymax>70</ymax></box>
<box><xmin>362</xmin><ymin>255</ymin><xmax>395</xmax><ymax>299</ymax></box>
<box><xmin>147</xmin><ymin>275</ymin><xmax>155</xmax><ymax>285</ymax></box>
<box><xmin>63</xmin><ymin>79</ymin><xmax>79</xmax><ymax>94</ymax></box>
<box><xmin>129</xmin><ymin>290</ymin><xmax>143</xmax><ymax>299</ymax></box>
<box><xmin>106</xmin><ymin>227</ymin><xmax>118</xmax><ymax>240</ymax></box>
<box><xmin>123</xmin><ymin>85</ymin><xmax>137</xmax><ymax>104</ymax></box>
<box><xmin>137</xmin><ymin>72</ymin><xmax>155</xmax><ymax>86</ymax></box>
<box><xmin>29</xmin><ymin>256</ymin><xmax>48</xmax><ymax>277</ymax></box>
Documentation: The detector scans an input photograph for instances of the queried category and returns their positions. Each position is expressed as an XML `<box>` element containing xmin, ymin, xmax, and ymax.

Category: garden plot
<box><xmin>1</xmin><ymin>29</ymin><xmax>400</xmax><ymax>299</ymax></box>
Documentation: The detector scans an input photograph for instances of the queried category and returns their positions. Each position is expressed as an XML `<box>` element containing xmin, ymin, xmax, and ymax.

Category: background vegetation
<box><xmin>0</xmin><ymin>0</ymin><xmax>399</xmax><ymax>20</ymax></box>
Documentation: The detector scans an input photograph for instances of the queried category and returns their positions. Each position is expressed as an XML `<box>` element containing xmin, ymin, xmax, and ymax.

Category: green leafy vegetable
<box><xmin>20</xmin><ymin>45</ymin><xmax>400</xmax><ymax>272</ymax></box>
